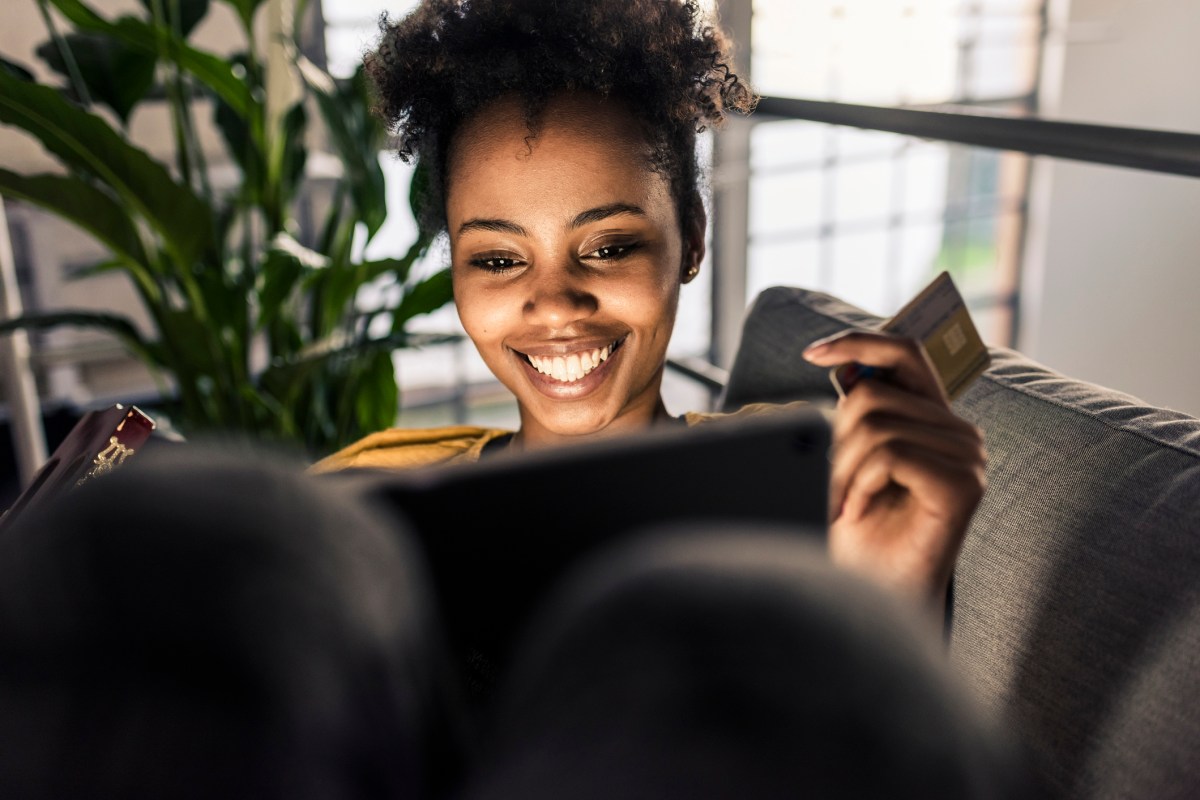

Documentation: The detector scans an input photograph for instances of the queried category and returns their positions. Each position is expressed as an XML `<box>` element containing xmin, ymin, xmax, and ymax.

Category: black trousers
<box><xmin>0</xmin><ymin>446</ymin><xmax>1033</xmax><ymax>799</ymax></box>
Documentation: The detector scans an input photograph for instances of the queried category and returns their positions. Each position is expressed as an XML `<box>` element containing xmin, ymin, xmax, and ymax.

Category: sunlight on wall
<box><xmin>747</xmin><ymin>0</ymin><xmax>1042</xmax><ymax>339</ymax></box>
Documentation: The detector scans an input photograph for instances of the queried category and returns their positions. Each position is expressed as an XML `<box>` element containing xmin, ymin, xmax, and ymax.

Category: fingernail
<box><xmin>802</xmin><ymin>342</ymin><xmax>829</xmax><ymax>360</ymax></box>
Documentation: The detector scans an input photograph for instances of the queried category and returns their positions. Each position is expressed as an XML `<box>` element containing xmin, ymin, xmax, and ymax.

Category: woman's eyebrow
<box><xmin>458</xmin><ymin>204</ymin><xmax>647</xmax><ymax>237</ymax></box>
<box><xmin>458</xmin><ymin>218</ymin><xmax>527</xmax><ymax>236</ymax></box>
<box><xmin>571</xmin><ymin>203</ymin><xmax>647</xmax><ymax>228</ymax></box>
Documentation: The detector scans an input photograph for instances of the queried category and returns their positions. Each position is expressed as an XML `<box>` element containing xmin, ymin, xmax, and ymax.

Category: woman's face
<box><xmin>446</xmin><ymin>92</ymin><xmax>702</xmax><ymax>447</ymax></box>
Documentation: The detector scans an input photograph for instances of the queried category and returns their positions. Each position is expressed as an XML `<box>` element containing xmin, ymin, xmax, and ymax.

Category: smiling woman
<box><xmin>311</xmin><ymin>0</ymin><xmax>986</xmax><ymax>615</ymax></box>
<box><xmin>312</xmin><ymin>0</ymin><xmax>750</xmax><ymax>462</ymax></box>
<box><xmin>448</xmin><ymin>93</ymin><xmax>700</xmax><ymax>447</ymax></box>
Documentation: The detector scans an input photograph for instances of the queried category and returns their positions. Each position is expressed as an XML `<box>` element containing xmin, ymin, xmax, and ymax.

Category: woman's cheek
<box><xmin>464</xmin><ymin>284</ymin><xmax>515</xmax><ymax>344</ymax></box>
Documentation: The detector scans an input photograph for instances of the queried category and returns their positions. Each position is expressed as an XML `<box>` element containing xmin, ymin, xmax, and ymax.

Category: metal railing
<box><xmin>754</xmin><ymin>97</ymin><xmax>1200</xmax><ymax>179</ymax></box>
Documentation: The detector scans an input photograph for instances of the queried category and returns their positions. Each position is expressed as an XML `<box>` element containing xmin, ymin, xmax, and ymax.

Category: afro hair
<box><xmin>365</xmin><ymin>0</ymin><xmax>756</xmax><ymax>235</ymax></box>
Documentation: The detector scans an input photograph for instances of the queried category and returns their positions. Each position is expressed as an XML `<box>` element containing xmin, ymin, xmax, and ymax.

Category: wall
<box><xmin>1021</xmin><ymin>0</ymin><xmax>1200</xmax><ymax>416</ymax></box>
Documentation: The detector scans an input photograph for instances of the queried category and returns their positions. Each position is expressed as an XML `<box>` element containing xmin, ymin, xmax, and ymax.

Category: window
<box><xmin>740</xmin><ymin>0</ymin><xmax>1046</xmax><ymax>345</ymax></box>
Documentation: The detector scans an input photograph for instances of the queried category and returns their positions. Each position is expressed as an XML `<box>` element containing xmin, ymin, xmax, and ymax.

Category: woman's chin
<box><xmin>519</xmin><ymin>390</ymin><xmax>670</xmax><ymax>444</ymax></box>
<box><xmin>524</xmin><ymin>402</ymin><xmax>622</xmax><ymax>440</ymax></box>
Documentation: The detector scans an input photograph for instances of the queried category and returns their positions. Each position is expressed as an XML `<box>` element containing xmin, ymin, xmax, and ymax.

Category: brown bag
<box><xmin>0</xmin><ymin>404</ymin><xmax>155</xmax><ymax>533</ymax></box>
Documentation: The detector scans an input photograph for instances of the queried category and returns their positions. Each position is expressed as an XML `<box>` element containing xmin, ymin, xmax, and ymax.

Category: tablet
<box><xmin>339</xmin><ymin>406</ymin><xmax>831</xmax><ymax>659</ymax></box>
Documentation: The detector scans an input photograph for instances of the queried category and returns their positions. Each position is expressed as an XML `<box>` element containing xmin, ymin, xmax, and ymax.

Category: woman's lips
<box><xmin>511</xmin><ymin>336</ymin><xmax>626</xmax><ymax>399</ymax></box>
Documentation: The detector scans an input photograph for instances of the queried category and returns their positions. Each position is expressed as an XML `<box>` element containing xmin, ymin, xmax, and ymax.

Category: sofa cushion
<box><xmin>723</xmin><ymin>286</ymin><xmax>1200</xmax><ymax>799</ymax></box>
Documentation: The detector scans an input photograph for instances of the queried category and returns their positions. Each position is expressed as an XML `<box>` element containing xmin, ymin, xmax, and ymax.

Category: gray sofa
<box><xmin>722</xmin><ymin>287</ymin><xmax>1200</xmax><ymax>800</ymax></box>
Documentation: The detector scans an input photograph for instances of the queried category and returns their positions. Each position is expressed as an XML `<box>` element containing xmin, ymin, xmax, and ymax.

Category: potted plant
<box><xmin>0</xmin><ymin>0</ymin><xmax>454</xmax><ymax>457</ymax></box>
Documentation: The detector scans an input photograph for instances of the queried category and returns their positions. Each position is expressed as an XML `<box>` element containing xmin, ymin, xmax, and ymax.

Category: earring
<box><xmin>684</xmin><ymin>263</ymin><xmax>699</xmax><ymax>281</ymax></box>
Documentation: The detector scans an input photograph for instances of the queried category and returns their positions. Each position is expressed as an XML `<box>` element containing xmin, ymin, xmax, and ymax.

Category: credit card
<box><xmin>830</xmin><ymin>271</ymin><xmax>990</xmax><ymax>400</ymax></box>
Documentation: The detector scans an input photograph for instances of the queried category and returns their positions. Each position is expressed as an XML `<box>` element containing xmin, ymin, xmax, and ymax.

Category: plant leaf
<box><xmin>65</xmin><ymin>258</ymin><xmax>125</xmax><ymax>280</ymax></box>
<box><xmin>349</xmin><ymin>349</ymin><xmax>398</xmax><ymax>442</ymax></box>
<box><xmin>211</xmin><ymin>53</ymin><xmax>265</xmax><ymax>204</ymax></box>
<box><xmin>135</xmin><ymin>0</ymin><xmax>210</xmax><ymax>38</ymax></box>
<box><xmin>193</xmin><ymin>258</ymin><xmax>245</xmax><ymax>340</ymax></box>
<box><xmin>0</xmin><ymin>70</ymin><xmax>212</xmax><ymax>266</ymax></box>
<box><xmin>0</xmin><ymin>310</ymin><xmax>159</xmax><ymax>365</ymax></box>
<box><xmin>408</xmin><ymin>160</ymin><xmax>433</xmax><ymax>235</ymax></box>
<box><xmin>44</xmin><ymin>0</ymin><xmax>253</xmax><ymax>117</ymax></box>
<box><xmin>35</xmin><ymin>33</ymin><xmax>156</xmax><ymax>124</ymax></box>
<box><xmin>0</xmin><ymin>56</ymin><xmax>36</xmax><ymax>82</ymax></box>
<box><xmin>156</xmin><ymin>306</ymin><xmax>223</xmax><ymax>374</ymax></box>
<box><xmin>393</xmin><ymin>268</ymin><xmax>453</xmax><ymax>329</ymax></box>
<box><xmin>297</xmin><ymin>57</ymin><xmax>387</xmax><ymax>238</ymax></box>
<box><xmin>115</xmin><ymin>15</ymin><xmax>253</xmax><ymax>117</ymax></box>
<box><xmin>259</xmin><ymin>245</ymin><xmax>309</xmax><ymax>331</ymax></box>
<box><xmin>359</xmin><ymin>255</ymin><xmax>420</xmax><ymax>290</ymax></box>
<box><xmin>259</xmin><ymin>330</ymin><xmax>459</xmax><ymax>393</ymax></box>
<box><xmin>213</xmin><ymin>0</ymin><xmax>267</xmax><ymax>34</ymax></box>
<box><xmin>0</xmin><ymin>168</ymin><xmax>152</xmax><ymax>271</ymax></box>
<box><xmin>271</xmin><ymin>101</ymin><xmax>308</xmax><ymax>215</ymax></box>
<box><xmin>270</xmin><ymin>232</ymin><xmax>331</xmax><ymax>271</ymax></box>
<box><xmin>264</xmin><ymin>314</ymin><xmax>302</xmax><ymax>364</ymax></box>
<box><xmin>337</xmin><ymin>245</ymin><xmax>432</xmax><ymax>320</ymax></box>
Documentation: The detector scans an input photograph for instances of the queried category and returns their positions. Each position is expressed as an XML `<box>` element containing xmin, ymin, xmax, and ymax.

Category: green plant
<box><xmin>0</xmin><ymin>0</ymin><xmax>454</xmax><ymax>457</ymax></box>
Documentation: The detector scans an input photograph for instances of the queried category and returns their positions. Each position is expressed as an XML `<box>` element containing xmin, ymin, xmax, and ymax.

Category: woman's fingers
<box><xmin>824</xmin><ymin>377</ymin><xmax>984</xmax><ymax>519</ymax></box>
<box><xmin>803</xmin><ymin>330</ymin><xmax>947</xmax><ymax>404</ymax></box>
<box><xmin>841</xmin><ymin>441</ymin><xmax>987</xmax><ymax>526</ymax></box>
<box><xmin>833</xmin><ymin>443</ymin><xmax>986</xmax><ymax>600</ymax></box>
<box><xmin>829</xmin><ymin>412</ymin><xmax>984</xmax><ymax>521</ymax></box>
<box><xmin>832</xmin><ymin>377</ymin><xmax>978</xmax><ymax>443</ymax></box>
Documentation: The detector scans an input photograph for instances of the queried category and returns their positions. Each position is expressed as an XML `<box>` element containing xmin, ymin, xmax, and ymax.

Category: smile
<box><xmin>515</xmin><ymin>337</ymin><xmax>626</xmax><ymax>385</ymax></box>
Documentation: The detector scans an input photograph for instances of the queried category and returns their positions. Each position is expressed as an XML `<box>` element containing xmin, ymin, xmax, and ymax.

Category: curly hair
<box><xmin>365</xmin><ymin>0</ymin><xmax>756</xmax><ymax>236</ymax></box>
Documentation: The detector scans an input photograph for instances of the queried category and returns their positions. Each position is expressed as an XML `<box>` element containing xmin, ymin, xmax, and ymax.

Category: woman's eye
<box><xmin>586</xmin><ymin>243</ymin><xmax>638</xmax><ymax>260</ymax></box>
<box><xmin>472</xmin><ymin>256</ymin><xmax>521</xmax><ymax>273</ymax></box>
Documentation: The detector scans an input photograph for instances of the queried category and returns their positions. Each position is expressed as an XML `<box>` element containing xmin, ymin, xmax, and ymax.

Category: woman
<box><xmin>0</xmin><ymin>5</ymin><xmax>1011</xmax><ymax>793</ymax></box>
<box><xmin>314</xmin><ymin>0</ymin><xmax>986</xmax><ymax>613</ymax></box>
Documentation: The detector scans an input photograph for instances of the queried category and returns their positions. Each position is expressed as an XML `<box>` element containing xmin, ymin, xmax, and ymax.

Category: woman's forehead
<box><xmin>449</xmin><ymin>93</ymin><xmax>654</xmax><ymax>174</ymax></box>
<box><xmin>446</xmin><ymin>93</ymin><xmax>674</xmax><ymax>221</ymax></box>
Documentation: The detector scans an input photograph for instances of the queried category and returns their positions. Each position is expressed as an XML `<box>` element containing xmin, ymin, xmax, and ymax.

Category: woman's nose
<box><xmin>522</xmin><ymin>269</ymin><xmax>598</xmax><ymax>329</ymax></box>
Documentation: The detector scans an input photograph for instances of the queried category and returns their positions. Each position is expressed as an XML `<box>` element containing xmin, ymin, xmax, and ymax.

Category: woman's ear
<box><xmin>681</xmin><ymin>195</ymin><xmax>707</xmax><ymax>284</ymax></box>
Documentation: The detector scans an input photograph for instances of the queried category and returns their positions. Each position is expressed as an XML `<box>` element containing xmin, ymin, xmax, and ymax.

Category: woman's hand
<box><xmin>802</xmin><ymin>331</ymin><xmax>987</xmax><ymax>615</ymax></box>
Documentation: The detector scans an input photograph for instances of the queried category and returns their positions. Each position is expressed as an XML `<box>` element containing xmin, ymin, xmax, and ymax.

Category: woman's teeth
<box><xmin>527</xmin><ymin>343</ymin><xmax>614</xmax><ymax>383</ymax></box>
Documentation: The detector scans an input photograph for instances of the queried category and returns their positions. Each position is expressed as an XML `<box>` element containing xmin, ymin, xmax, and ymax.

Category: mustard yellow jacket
<box><xmin>309</xmin><ymin>403</ymin><xmax>806</xmax><ymax>474</ymax></box>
